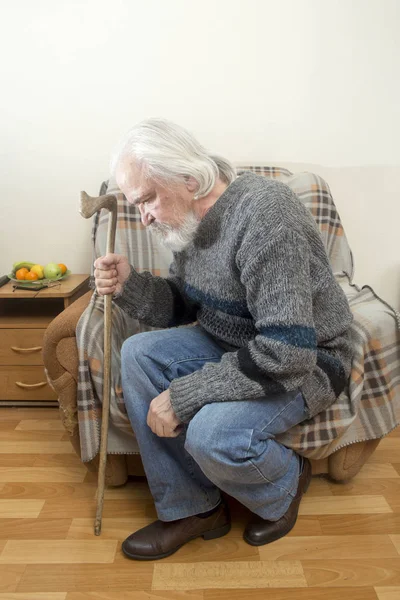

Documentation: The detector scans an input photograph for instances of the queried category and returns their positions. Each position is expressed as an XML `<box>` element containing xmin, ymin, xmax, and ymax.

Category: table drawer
<box><xmin>0</xmin><ymin>366</ymin><xmax>57</xmax><ymax>401</ymax></box>
<box><xmin>0</xmin><ymin>329</ymin><xmax>45</xmax><ymax>365</ymax></box>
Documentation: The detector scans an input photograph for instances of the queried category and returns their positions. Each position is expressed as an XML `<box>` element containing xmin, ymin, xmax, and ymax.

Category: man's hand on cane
<box><xmin>147</xmin><ymin>389</ymin><xmax>183</xmax><ymax>438</ymax></box>
<box><xmin>94</xmin><ymin>253</ymin><xmax>131</xmax><ymax>296</ymax></box>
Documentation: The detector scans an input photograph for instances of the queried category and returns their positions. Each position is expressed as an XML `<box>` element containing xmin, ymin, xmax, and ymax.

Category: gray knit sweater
<box><xmin>114</xmin><ymin>172</ymin><xmax>353</xmax><ymax>423</ymax></box>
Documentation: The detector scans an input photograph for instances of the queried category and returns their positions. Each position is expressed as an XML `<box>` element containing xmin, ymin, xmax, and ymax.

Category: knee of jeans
<box><xmin>121</xmin><ymin>331</ymin><xmax>159</xmax><ymax>369</ymax></box>
<box><xmin>184</xmin><ymin>413</ymin><xmax>215</xmax><ymax>465</ymax></box>
<box><xmin>184</xmin><ymin>409</ymin><xmax>255</xmax><ymax>470</ymax></box>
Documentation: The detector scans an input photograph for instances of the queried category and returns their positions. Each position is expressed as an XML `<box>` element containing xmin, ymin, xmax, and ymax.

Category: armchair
<box><xmin>43</xmin><ymin>165</ymin><xmax>400</xmax><ymax>486</ymax></box>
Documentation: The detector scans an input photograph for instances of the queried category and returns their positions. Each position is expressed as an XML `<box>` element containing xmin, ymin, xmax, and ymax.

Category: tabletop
<box><xmin>0</xmin><ymin>274</ymin><xmax>90</xmax><ymax>299</ymax></box>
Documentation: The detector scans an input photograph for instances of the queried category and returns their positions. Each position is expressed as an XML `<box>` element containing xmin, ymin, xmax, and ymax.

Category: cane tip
<box><xmin>94</xmin><ymin>522</ymin><xmax>101</xmax><ymax>536</ymax></box>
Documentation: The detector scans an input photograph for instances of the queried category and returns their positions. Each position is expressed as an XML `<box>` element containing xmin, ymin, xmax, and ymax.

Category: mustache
<box><xmin>148</xmin><ymin>212</ymin><xmax>200</xmax><ymax>252</ymax></box>
<box><xmin>149</xmin><ymin>221</ymin><xmax>175</xmax><ymax>233</ymax></box>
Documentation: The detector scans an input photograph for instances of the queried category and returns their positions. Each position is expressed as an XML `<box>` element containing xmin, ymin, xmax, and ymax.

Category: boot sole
<box><xmin>122</xmin><ymin>522</ymin><xmax>231</xmax><ymax>561</ymax></box>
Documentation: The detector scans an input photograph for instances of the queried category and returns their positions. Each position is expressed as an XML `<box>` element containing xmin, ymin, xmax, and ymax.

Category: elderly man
<box><xmin>94</xmin><ymin>118</ymin><xmax>353</xmax><ymax>561</ymax></box>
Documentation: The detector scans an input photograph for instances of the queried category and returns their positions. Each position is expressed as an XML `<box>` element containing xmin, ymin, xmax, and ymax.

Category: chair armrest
<box><xmin>42</xmin><ymin>290</ymin><xmax>93</xmax><ymax>381</ymax></box>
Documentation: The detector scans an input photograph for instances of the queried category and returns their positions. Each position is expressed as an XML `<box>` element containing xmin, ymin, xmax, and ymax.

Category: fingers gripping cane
<box><xmin>80</xmin><ymin>191</ymin><xmax>118</xmax><ymax>535</ymax></box>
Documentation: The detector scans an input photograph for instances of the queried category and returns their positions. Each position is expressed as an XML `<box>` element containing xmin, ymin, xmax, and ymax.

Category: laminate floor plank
<box><xmin>0</xmin><ymin>540</ymin><xmax>118</xmax><ymax>564</ymax></box>
<box><xmin>283</xmin><ymin>516</ymin><xmax>323</xmax><ymax>536</ymax></box>
<box><xmin>104</xmin><ymin>481</ymin><xmax>153</xmax><ymax>500</ymax></box>
<box><xmin>0</xmin><ymin>499</ymin><xmax>44</xmax><ymax>518</ymax></box>
<box><xmin>299</xmin><ymin>494</ymin><xmax>392</xmax><ymax>515</ymax></box>
<box><xmin>17</xmin><ymin>564</ymin><xmax>154</xmax><ymax>593</ymax></box>
<box><xmin>152</xmin><ymin>561</ymin><xmax>307</xmax><ymax>590</ymax></box>
<box><xmin>67</xmin><ymin>517</ymin><xmax>162</xmax><ymax>541</ymax></box>
<box><xmin>303</xmin><ymin>558</ymin><xmax>400</xmax><ymax>587</ymax></box>
<box><xmin>0</xmin><ymin>454</ymin><xmax>82</xmax><ymax>469</ymax></box>
<box><xmin>0</xmin><ymin>518</ymin><xmax>72</xmax><ymax>539</ymax></box>
<box><xmin>387</xmin><ymin>429</ymin><xmax>400</xmax><ymax>440</ymax></box>
<box><xmin>364</xmin><ymin>439</ymin><xmax>400</xmax><ymax>463</ymax></box>
<box><xmin>0</xmin><ymin>482</ymin><xmax>97</xmax><ymax>500</ymax></box>
<box><xmin>258</xmin><ymin>535</ymin><xmax>399</xmax><ymax>560</ymax></box>
<box><xmin>0</xmin><ymin>455</ymin><xmax>37</xmax><ymax>467</ymax></box>
<box><xmin>392</xmin><ymin>464</ymin><xmax>400</xmax><ymax>477</ymax></box>
<box><xmin>389</xmin><ymin>535</ymin><xmax>400</xmax><ymax>554</ymax></box>
<box><xmin>349</xmin><ymin>463</ymin><xmax>400</xmax><ymax>478</ymax></box>
<box><xmin>16</xmin><ymin>419</ymin><xmax>65</xmax><ymax>431</ymax></box>
<box><xmin>65</xmin><ymin>592</ymin><xmax>203</xmax><ymax>600</ymax></box>
<box><xmin>305</xmin><ymin>476</ymin><xmax>333</xmax><ymax>496</ymax></box>
<box><xmin>0</xmin><ymin>594</ymin><xmax>67</xmax><ymax>599</ymax></box>
<box><xmin>0</xmin><ymin>565</ymin><xmax>27</xmax><ymax>593</ymax></box>
<box><xmin>0</xmin><ymin>442</ymin><xmax>74</xmax><ymax>455</ymax></box>
<box><xmin>384</xmin><ymin>492</ymin><xmax>400</xmax><ymax>513</ymax></box>
<box><xmin>329</xmin><ymin>479</ymin><xmax>400</xmax><ymax>497</ymax></box>
<box><xmin>32</xmin><ymin>454</ymin><xmax>85</xmax><ymax>468</ymax></box>
<box><xmin>0</xmin><ymin>421</ymin><xmax>20</xmax><ymax>431</ymax></box>
<box><xmin>0</xmin><ymin>467</ymin><xmax>86</xmax><ymax>483</ymax></box>
<box><xmin>38</xmin><ymin>498</ymin><xmax>158</xmax><ymax>520</ymax></box>
<box><xmin>203</xmin><ymin>588</ymin><xmax>379</xmax><ymax>600</ymax></box>
<box><xmin>0</xmin><ymin>408</ymin><xmax>59</xmax><ymax>421</ymax></box>
<box><xmin>375</xmin><ymin>586</ymin><xmax>400</xmax><ymax>600</ymax></box>
<box><xmin>318</xmin><ymin>513</ymin><xmax>400</xmax><ymax>535</ymax></box>
<box><xmin>0</xmin><ymin>431</ymin><xmax>65</xmax><ymax>442</ymax></box>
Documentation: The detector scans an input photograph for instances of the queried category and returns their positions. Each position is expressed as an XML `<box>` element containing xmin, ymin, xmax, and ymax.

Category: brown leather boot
<box><xmin>122</xmin><ymin>503</ymin><xmax>231</xmax><ymax>560</ymax></box>
<box><xmin>243</xmin><ymin>457</ymin><xmax>312</xmax><ymax>546</ymax></box>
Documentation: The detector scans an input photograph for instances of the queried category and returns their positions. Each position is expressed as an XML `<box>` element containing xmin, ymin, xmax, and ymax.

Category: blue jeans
<box><xmin>121</xmin><ymin>325</ymin><xmax>308</xmax><ymax>522</ymax></box>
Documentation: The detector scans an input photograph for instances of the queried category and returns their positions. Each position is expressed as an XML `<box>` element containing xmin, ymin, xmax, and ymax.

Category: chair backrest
<box><xmin>91</xmin><ymin>166</ymin><xmax>354</xmax><ymax>281</ymax></box>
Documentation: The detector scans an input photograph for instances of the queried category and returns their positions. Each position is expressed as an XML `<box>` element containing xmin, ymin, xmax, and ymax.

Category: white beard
<box><xmin>149</xmin><ymin>210</ymin><xmax>200</xmax><ymax>252</ymax></box>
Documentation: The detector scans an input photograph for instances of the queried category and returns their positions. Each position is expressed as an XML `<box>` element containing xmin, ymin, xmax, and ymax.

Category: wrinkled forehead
<box><xmin>116</xmin><ymin>158</ymin><xmax>154</xmax><ymax>200</ymax></box>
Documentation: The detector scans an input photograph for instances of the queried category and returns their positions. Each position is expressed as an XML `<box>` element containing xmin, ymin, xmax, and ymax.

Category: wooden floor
<box><xmin>0</xmin><ymin>407</ymin><xmax>400</xmax><ymax>599</ymax></box>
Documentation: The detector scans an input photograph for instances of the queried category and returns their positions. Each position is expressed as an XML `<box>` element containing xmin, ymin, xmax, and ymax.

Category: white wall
<box><xmin>1</xmin><ymin>0</ymin><xmax>399</xmax><ymax>306</ymax></box>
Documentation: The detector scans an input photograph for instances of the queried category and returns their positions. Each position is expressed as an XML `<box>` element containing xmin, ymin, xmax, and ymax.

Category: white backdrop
<box><xmin>1</xmin><ymin>0</ymin><xmax>399</xmax><ymax>306</ymax></box>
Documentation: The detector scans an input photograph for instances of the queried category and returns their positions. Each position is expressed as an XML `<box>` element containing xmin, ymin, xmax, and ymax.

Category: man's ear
<box><xmin>184</xmin><ymin>176</ymin><xmax>199</xmax><ymax>194</ymax></box>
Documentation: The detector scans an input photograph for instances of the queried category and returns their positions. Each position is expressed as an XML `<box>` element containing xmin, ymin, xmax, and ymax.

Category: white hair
<box><xmin>110</xmin><ymin>118</ymin><xmax>236</xmax><ymax>198</ymax></box>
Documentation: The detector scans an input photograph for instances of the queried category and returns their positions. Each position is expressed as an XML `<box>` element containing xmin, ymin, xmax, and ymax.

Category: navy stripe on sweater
<box><xmin>260</xmin><ymin>324</ymin><xmax>317</xmax><ymax>349</ymax></box>
<box><xmin>184</xmin><ymin>282</ymin><xmax>252</xmax><ymax>318</ymax></box>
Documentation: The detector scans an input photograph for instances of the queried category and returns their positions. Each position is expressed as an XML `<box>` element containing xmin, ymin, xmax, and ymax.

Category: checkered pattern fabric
<box><xmin>76</xmin><ymin>167</ymin><xmax>400</xmax><ymax>462</ymax></box>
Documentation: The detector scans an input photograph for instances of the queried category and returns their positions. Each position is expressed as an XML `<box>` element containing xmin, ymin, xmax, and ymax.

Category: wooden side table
<box><xmin>0</xmin><ymin>274</ymin><xmax>90</xmax><ymax>405</ymax></box>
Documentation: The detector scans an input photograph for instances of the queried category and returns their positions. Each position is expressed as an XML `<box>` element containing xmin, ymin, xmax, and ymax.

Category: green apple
<box><xmin>44</xmin><ymin>262</ymin><xmax>62</xmax><ymax>279</ymax></box>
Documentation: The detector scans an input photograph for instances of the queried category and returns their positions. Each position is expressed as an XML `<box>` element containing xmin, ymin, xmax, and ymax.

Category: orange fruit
<box><xmin>16</xmin><ymin>268</ymin><xmax>29</xmax><ymax>280</ymax></box>
<box><xmin>25</xmin><ymin>271</ymin><xmax>39</xmax><ymax>281</ymax></box>
<box><xmin>58</xmin><ymin>263</ymin><xmax>67</xmax><ymax>275</ymax></box>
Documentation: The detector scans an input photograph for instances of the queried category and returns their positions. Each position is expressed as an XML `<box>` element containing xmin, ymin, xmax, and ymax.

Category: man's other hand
<box><xmin>147</xmin><ymin>389</ymin><xmax>183</xmax><ymax>437</ymax></box>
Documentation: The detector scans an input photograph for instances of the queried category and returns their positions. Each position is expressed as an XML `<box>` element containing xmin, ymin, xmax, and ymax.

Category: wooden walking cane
<box><xmin>80</xmin><ymin>191</ymin><xmax>118</xmax><ymax>536</ymax></box>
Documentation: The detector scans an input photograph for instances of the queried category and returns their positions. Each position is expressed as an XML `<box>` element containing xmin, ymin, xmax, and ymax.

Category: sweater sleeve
<box><xmin>112</xmin><ymin>260</ymin><xmax>198</xmax><ymax>328</ymax></box>
<box><xmin>169</xmin><ymin>229</ymin><xmax>318</xmax><ymax>422</ymax></box>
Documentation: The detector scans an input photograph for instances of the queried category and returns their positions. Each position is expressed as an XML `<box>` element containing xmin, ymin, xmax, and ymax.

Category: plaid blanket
<box><xmin>76</xmin><ymin>167</ymin><xmax>400</xmax><ymax>462</ymax></box>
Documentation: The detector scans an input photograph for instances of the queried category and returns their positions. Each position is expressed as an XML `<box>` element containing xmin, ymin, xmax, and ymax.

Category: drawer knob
<box><xmin>15</xmin><ymin>381</ymin><xmax>47</xmax><ymax>389</ymax></box>
<box><xmin>11</xmin><ymin>346</ymin><xmax>42</xmax><ymax>353</ymax></box>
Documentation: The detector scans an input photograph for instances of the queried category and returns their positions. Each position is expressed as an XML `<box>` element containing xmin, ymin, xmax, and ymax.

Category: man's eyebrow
<box><xmin>131</xmin><ymin>193</ymin><xmax>152</xmax><ymax>205</ymax></box>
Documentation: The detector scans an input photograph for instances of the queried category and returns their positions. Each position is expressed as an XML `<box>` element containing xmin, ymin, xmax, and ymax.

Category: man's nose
<box><xmin>139</xmin><ymin>204</ymin><xmax>153</xmax><ymax>227</ymax></box>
